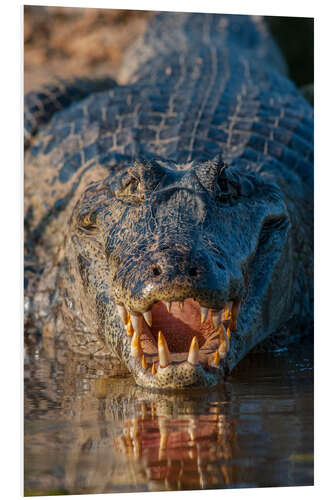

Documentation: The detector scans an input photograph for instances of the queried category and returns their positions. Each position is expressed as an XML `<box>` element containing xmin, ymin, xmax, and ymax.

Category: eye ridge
<box><xmin>216</xmin><ymin>177</ymin><xmax>240</xmax><ymax>204</ymax></box>
<box><xmin>116</xmin><ymin>174</ymin><xmax>145</xmax><ymax>202</ymax></box>
<box><xmin>216</xmin><ymin>165</ymin><xmax>256</xmax><ymax>204</ymax></box>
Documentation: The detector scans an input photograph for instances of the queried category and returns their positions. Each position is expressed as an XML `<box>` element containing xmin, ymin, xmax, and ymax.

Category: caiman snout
<box><xmin>111</xmin><ymin>242</ymin><xmax>245</xmax><ymax>390</ymax></box>
<box><xmin>150</xmin><ymin>261</ymin><xmax>200</xmax><ymax>279</ymax></box>
<box><xmin>148</xmin><ymin>250</ymin><xmax>204</xmax><ymax>282</ymax></box>
<box><xmin>113</xmin><ymin>246</ymin><xmax>232</xmax><ymax>313</ymax></box>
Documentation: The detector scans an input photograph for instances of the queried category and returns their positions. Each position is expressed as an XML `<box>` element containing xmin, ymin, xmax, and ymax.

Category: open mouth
<box><xmin>116</xmin><ymin>298</ymin><xmax>241</xmax><ymax>376</ymax></box>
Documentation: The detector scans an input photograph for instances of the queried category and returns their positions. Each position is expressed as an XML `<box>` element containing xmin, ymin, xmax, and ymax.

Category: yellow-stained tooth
<box><xmin>117</xmin><ymin>304</ymin><xmax>128</xmax><ymax>324</ymax></box>
<box><xmin>143</xmin><ymin>310</ymin><xmax>152</xmax><ymax>327</ymax></box>
<box><xmin>226</xmin><ymin>327</ymin><xmax>231</xmax><ymax>341</ymax></box>
<box><xmin>152</xmin><ymin>362</ymin><xmax>157</xmax><ymax>375</ymax></box>
<box><xmin>164</xmin><ymin>301</ymin><xmax>171</xmax><ymax>312</ymax></box>
<box><xmin>130</xmin><ymin>313</ymin><xmax>143</xmax><ymax>334</ymax></box>
<box><xmin>158</xmin><ymin>331</ymin><xmax>171</xmax><ymax>368</ymax></box>
<box><xmin>141</xmin><ymin>354</ymin><xmax>148</xmax><ymax>370</ymax></box>
<box><xmin>200</xmin><ymin>306</ymin><xmax>208</xmax><ymax>324</ymax></box>
<box><xmin>213</xmin><ymin>349</ymin><xmax>220</xmax><ymax>366</ymax></box>
<box><xmin>222</xmin><ymin>301</ymin><xmax>233</xmax><ymax>321</ymax></box>
<box><xmin>126</xmin><ymin>319</ymin><xmax>134</xmax><ymax>337</ymax></box>
<box><xmin>130</xmin><ymin>331</ymin><xmax>142</xmax><ymax>358</ymax></box>
<box><xmin>218</xmin><ymin>323</ymin><xmax>228</xmax><ymax>343</ymax></box>
<box><xmin>212</xmin><ymin>310</ymin><xmax>222</xmax><ymax>330</ymax></box>
<box><xmin>218</xmin><ymin>324</ymin><xmax>230</xmax><ymax>357</ymax></box>
<box><xmin>187</xmin><ymin>336</ymin><xmax>200</xmax><ymax>365</ymax></box>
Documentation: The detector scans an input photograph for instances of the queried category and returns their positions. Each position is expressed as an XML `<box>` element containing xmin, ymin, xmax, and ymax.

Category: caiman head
<box><xmin>63</xmin><ymin>155</ymin><xmax>291</xmax><ymax>389</ymax></box>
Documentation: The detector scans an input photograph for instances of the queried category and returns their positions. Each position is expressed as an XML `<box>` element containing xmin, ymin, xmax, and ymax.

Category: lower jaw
<box><xmin>128</xmin><ymin>323</ymin><xmax>253</xmax><ymax>389</ymax></box>
<box><xmin>131</xmin><ymin>358</ymin><xmax>224</xmax><ymax>389</ymax></box>
<box><xmin>117</xmin><ymin>293</ymin><xmax>284</xmax><ymax>388</ymax></box>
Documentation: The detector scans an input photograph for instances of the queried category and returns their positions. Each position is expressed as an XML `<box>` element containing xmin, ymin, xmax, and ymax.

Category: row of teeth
<box><xmin>117</xmin><ymin>300</ymin><xmax>238</xmax><ymax>330</ymax></box>
<box><xmin>129</xmin><ymin>326</ymin><xmax>230</xmax><ymax>374</ymax></box>
<box><xmin>116</xmin><ymin>300</ymin><xmax>240</xmax><ymax>375</ymax></box>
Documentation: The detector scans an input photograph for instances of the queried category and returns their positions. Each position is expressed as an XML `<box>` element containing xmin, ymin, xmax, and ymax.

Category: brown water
<box><xmin>24</xmin><ymin>334</ymin><xmax>313</xmax><ymax>495</ymax></box>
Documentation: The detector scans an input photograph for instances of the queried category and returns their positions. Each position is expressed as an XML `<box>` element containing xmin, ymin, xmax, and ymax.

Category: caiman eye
<box><xmin>259</xmin><ymin>215</ymin><xmax>290</xmax><ymax>246</ymax></box>
<box><xmin>116</xmin><ymin>174</ymin><xmax>144</xmax><ymax>202</ymax></box>
<box><xmin>122</xmin><ymin>177</ymin><xmax>139</xmax><ymax>195</ymax></box>
<box><xmin>216</xmin><ymin>165</ymin><xmax>255</xmax><ymax>204</ymax></box>
<box><xmin>77</xmin><ymin>211</ymin><xmax>98</xmax><ymax>234</ymax></box>
<box><xmin>216</xmin><ymin>168</ymin><xmax>240</xmax><ymax>203</ymax></box>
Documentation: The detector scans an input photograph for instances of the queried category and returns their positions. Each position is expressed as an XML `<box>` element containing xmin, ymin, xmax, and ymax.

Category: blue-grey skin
<box><xmin>24</xmin><ymin>13</ymin><xmax>313</xmax><ymax>389</ymax></box>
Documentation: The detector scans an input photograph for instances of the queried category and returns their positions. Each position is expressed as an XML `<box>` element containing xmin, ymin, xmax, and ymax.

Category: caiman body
<box><xmin>24</xmin><ymin>12</ymin><xmax>313</xmax><ymax>389</ymax></box>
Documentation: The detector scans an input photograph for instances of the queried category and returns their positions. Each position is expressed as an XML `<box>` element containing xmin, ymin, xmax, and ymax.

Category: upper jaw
<box><xmin>115</xmin><ymin>295</ymin><xmax>242</xmax><ymax>389</ymax></box>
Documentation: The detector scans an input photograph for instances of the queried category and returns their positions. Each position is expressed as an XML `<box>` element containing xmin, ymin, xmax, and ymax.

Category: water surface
<box><xmin>24</xmin><ymin>334</ymin><xmax>313</xmax><ymax>495</ymax></box>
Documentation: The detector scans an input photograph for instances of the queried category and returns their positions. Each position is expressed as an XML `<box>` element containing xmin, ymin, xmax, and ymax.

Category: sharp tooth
<box><xmin>230</xmin><ymin>301</ymin><xmax>241</xmax><ymax>331</ymax></box>
<box><xmin>152</xmin><ymin>361</ymin><xmax>157</xmax><ymax>375</ymax></box>
<box><xmin>130</xmin><ymin>331</ymin><xmax>142</xmax><ymax>358</ymax></box>
<box><xmin>218</xmin><ymin>324</ymin><xmax>230</xmax><ymax>357</ymax></box>
<box><xmin>141</xmin><ymin>354</ymin><xmax>148</xmax><ymax>370</ymax></box>
<box><xmin>187</xmin><ymin>336</ymin><xmax>200</xmax><ymax>365</ymax></box>
<box><xmin>222</xmin><ymin>301</ymin><xmax>233</xmax><ymax>321</ymax></box>
<box><xmin>143</xmin><ymin>310</ymin><xmax>152</xmax><ymax>327</ymax></box>
<box><xmin>126</xmin><ymin>319</ymin><xmax>134</xmax><ymax>337</ymax></box>
<box><xmin>158</xmin><ymin>331</ymin><xmax>171</xmax><ymax>368</ymax></box>
<box><xmin>212</xmin><ymin>310</ymin><xmax>222</xmax><ymax>330</ymax></box>
<box><xmin>178</xmin><ymin>301</ymin><xmax>184</xmax><ymax>311</ymax></box>
<box><xmin>226</xmin><ymin>327</ymin><xmax>231</xmax><ymax>341</ymax></box>
<box><xmin>116</xmin><ymin>304</ymin><xmax>128</xmax><ymax>324</ymax></box>
<box><xmin>218</xmin><ymin>323</ymin><xmax>228</xmax><ymax>343</ymax></box>
<box><xmin>200</xmin><ymin>306</ymin><xmax>208</xmax><ymax>324</ymax></box>
<box><xmin>130</xmin><ymin>313</ymin><xmax>143</xmax><ymax>334</ymax></box>
<box><xmin>163</xmin><ymin>301</ymin><xmax>171</xmax><ymax>312</ymax></box>
<box><xmin>213</xmin><ymin>349</ymin><xmax>220</xmax><ymax>366</ymax></box>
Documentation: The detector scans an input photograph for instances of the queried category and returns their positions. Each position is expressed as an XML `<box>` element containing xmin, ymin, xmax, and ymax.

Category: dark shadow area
<box><xmin>267</xmin><ymin>16</ymin><xmax>314</xmax><ymax>87</ymax></box>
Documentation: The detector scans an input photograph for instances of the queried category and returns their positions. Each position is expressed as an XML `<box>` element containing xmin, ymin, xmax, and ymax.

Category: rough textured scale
<box><xmin>24</xmin><ymin>12</ymin><xmax>313</xmax><ymax>389</ymax></box>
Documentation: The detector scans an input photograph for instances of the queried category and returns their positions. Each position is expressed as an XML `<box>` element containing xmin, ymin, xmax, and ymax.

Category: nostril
<box><xmin>152</xmin><ymin>265</ymin><xmax>162</xmax><ymax>277</ymax></box>
<box><xmin>189</xmin><ymin>267</ymin><xmax>198</xmax><ymax>277</ymax></box>
<box><xmin>216</xmin><ymin>262</ymin><xmax>225</xmax><ymax>270</ymax></box>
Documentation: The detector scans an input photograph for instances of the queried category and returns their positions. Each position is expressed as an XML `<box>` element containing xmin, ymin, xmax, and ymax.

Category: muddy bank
<box><xmin>24</xmin><ymin>6</ymin><xmax>153</xmax><ymax>92</ymax></box>
<box><xmin>24</xmin><ymin>7</ymin><xmax>313</xmax><ymax>93</ymax></box>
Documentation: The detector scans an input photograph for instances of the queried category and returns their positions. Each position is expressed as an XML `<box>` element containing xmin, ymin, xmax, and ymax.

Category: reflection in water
<box><xmin>24</xmin><ymin>331</ymin><xmax>313</xmax><ymax>495</ymax></box>
<box><xmin>112</xmin><ymin>401</ymin><xmax>234</xmax><ymax>491</ymax></box>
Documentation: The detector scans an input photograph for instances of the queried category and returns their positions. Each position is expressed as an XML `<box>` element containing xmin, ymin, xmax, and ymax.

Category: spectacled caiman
<box><xmin>24</xmin><ymin>12</ymin><xmax>314</xmax><ymax>389</ymax></box>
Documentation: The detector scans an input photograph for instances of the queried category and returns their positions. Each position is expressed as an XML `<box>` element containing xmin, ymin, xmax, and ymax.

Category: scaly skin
<box><xmin>24</xmin><ymin>13</ymin><xmax>313</xmax><ymax>389</ymax></box>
